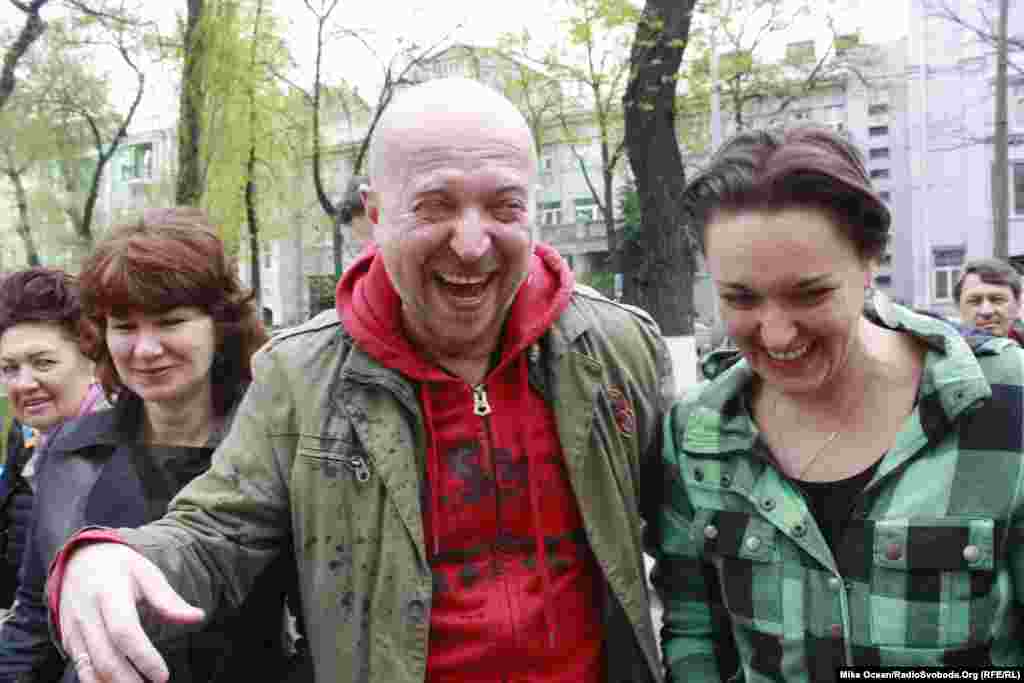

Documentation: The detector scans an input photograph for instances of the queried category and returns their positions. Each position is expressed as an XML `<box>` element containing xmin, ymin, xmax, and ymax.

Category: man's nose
<box><xmin>449</xmin><ymin>208</ymin><xmax>491</xmax><ymax>262</ymax></box>
<box><xmin>978</xmin><ymin>299</ymin><xmax>996</xmax><ymax>316</ymax></box>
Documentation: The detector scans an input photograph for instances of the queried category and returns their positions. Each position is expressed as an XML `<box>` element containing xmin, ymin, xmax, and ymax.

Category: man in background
<box><xmin>955</xmin><ymin>258</ymin><xmax>1023</xmax><ymax>342</ymax></box>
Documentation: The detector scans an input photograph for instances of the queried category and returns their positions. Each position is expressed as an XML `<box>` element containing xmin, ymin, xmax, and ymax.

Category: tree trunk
<box><xmin>246</xmin><ymin>0</ymin><xmax>264</xmax><ymax>313</ymax></box>
<box><xmin>623</xmin><ymin>0</ymin><xmax>699</xmax><ymax>336</ymax></box>
<box><xmin>993</xmin><ymin>0</ymin><xmax>1010</xmax><ymax>258</ymax></box>
<box><xmin>246</xmin><ymin>145</ymin><xmax>262</xmax><ymax>315</ymax></box>
<box><xmin>176</xmin><ymin>0</ymin><xmax>205</xmax><ymax>206</ymax></box>
<box><xmin>0</xmin><ymin>1</ymin><xmax>49</xmax><ymax>113</ymax></box>
<box><xmin>6</xmin><ymin>169</ymin><xmax>41</xmax><ymax>266</ymax></box>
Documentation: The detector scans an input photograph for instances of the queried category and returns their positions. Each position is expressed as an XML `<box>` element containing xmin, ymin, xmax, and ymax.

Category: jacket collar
<box><xmin>682</xmin><ymin>296</ymin><xmax>994</xmax><ymax>459</ymax></box>
<box><xmin>46</xmin><ymin>390</ymin><xmax>243</xmax><ymax>455</ymax></box>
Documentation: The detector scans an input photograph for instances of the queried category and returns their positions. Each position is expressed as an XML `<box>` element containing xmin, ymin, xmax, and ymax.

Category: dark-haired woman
<box><xmin>657</xmin><ymin>127</ymin><xmax>1024</xmax><ymax>681</ymax></box>
<box><xmin>0</xmin><ymin>209</ymin><xmax>294</xmax><ymax>682</ymax></box>
<box><xmin>0</xmin><ymin>269</ymin><xmax>105</xmax><ymax>609</ymax></box>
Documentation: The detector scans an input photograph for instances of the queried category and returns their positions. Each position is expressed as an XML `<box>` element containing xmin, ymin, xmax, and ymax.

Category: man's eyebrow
<box><xmin>793</xmin><ymin>275</ymin><xmax>833</xmax><ymax>288</ymax></box>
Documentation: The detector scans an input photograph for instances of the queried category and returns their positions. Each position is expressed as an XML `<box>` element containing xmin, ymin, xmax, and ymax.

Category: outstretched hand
<box><xmin>57</xmin><ymin>543</ymin><xmax>205</xmax><ymax>682</ymax></box>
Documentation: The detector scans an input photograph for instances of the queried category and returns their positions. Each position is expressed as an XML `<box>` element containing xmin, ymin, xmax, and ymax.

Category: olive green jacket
<box><xmin>118</xmin><ymin>286</ymin><xmax>672</xmax><ymax>683</ymax></box>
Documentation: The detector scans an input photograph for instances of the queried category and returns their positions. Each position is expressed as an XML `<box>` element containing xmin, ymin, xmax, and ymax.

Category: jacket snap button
<box><xmin>761</xmin><ymin>498</ymin><xmax>775</xmax><ymax>511</ymax></box>
<box><xmin>744</xmin><ymin>536</ymin><xmax>761</xmax><ymax>552</ymax></box>
<box><xmin>704</xmin><ymin>524</ymin><xmax>719</xmax><ymax>540</ymax></box>
<box><xmin>885</xmin><ymin>543</ymin><xmax>902</xmax><ymax>561</ymax></box>
<box><xmin>792</xmin><ymin>523</ymin><xmax>806</xmax><ymax>537</ymax></box>
<box><xmin>693</xmin><ymin>468</ymin><xmax>704</xmax><ymax>482</ymax></box>
<box><xmin>827</xmin><ymin>576</ymin><xmax>842</xmax><ymax>591</ymax></box>
<box><xmin>963</xmin><ymin>545</ymin><xmax>980</xmax><ymax>563</ymax></box>
<box><xmin>720</xmin><ymin>474</ymin><xmax>732</xmax><ymax>487</ymax></box>
<box><xmin>407</xmin><ymin>599</ymin><xmax>426</xmax><ymax>623</ymax></box>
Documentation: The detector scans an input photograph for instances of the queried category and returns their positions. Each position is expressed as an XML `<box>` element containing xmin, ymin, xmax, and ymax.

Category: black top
<box><xmin>0</xmin><ymin>394</ymin><xmax>297</xmax><ymax>683</ymax></box>
<box><xmin>796</xmin><ymin>458</ymin><xmax>882</xmax><ymax>554</ymax></box>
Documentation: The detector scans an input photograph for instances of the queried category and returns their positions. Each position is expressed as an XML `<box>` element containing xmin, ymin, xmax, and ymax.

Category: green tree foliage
<box><xmin>193</xmin><ymin>0</ymin><xmax>305</xmax><ymax>261</ymax></box>
<box><xmin>499</xmin><ymin>0</ymin><xmax>638</xmax><ymax>289</ymax></box>
<box><xmin>0</xmin><ymin>73</ymin><xmax>56</xmax><ymax>266</ymax></box>
<box><xmin>0</xmin><ymin>7</ymin><xmax>150</xmax><ymax>266</ymax></box>
<box><xmin>677</xmin><ymin>0</ymin><xmax>864</xmax><ymax>154</ymax></box>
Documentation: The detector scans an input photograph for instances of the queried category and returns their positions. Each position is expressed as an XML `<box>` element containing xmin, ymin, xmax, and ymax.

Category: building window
<box><xmin>263</xmin><ymin>245</ymin><xmax>271</xmax><ymax>268</ymax></box>
<box><xmin>541</xmin><ymin>155</ymin><xmax>553</xmax><ymax>172</ymax></box>
<box><xmin>121</xmin><ymin>142</ymin><xmax>153</xmax><ymax>181</ymax></box>
<box><xmin>868</xmin><ymin>103</ymin><xmax>890</xmax><ymax>117</ymax></box>
<box><xmin>539</xmin><ymin>201</ymin><xmax>562</xmax><ymax>226</ymax></box>
<box><xmin>1010</xmin><ymin>83</ymin><xmax>1024</xmax><ymax>129</ymax></box>
<box><xmin>1015</xmin><ymin>162</ymin><xmax>1024</xmax><ymax>215</ymax></box>
<box><xmin>879</xmin><ymin>252</ymin><xmax>893</xmax><ymax>266</ymax></box>
<box><xmin>879</xmin><ymin>190</ymin><xmax>892</xmax><ymax>202</ymax></box>
<box><xmin>870</xmin><ymin>168</ymin><xmax>890</xmax><ymax>179</ymax></box>
<box><xmin>868</xmin><ymin>125</ymin><xmax>889</xmax><ymax>137</ymax></box>
<box><xmin>932</xmin><ymin>246</ymin><xmax>965</xmax><ymax>302</ymax></box>
<box><xmin>869</xmin><ymin>147</ymin><xmax>890</xmax><ymax>160</ymax></box>
<box><xmin>574</xmin><ymin>196</ymin><xmax>599</xmax><ymax>223</ymax></box>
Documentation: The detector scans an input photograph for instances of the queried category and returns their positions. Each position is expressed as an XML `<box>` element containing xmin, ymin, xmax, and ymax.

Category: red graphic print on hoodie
<box><xmin>337</xmin><ymin>243</ymin><xmax>603</xmax><ymax>683</ymax></box>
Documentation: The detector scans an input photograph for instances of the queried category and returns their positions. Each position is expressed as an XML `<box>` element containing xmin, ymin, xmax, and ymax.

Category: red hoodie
<box><xmin>337</xmin><ymin>244</ymin><xmax>604</xmax><ymax>683</ymax></box>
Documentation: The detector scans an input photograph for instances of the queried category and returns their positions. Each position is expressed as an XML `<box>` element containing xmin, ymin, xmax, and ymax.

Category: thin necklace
<box><xmin>766</xmin><ymin>383</ymin><xmax>850</xmax><ymax>479</ymax></box>
<box><xmin>797</xmin><ymin>430</ymin><xmax>840</xmax><ymax>478</ymax></box>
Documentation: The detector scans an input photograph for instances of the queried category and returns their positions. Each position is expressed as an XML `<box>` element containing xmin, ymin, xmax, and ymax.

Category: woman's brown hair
<box><xmin>78</xmin><ymin>208</ymin><xmax>269</xmax><ymax>415</ymax></box>
<box><xmin>684</xmin><ymin>125</ymin><xmax>891</xmax><ymax>262</ymax></box>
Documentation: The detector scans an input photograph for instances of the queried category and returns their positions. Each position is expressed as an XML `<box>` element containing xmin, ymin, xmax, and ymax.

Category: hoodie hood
<box><xmin>336</xmin><ymin>242</ymin><xmax>575</xmax><ymax>377</ymax></box>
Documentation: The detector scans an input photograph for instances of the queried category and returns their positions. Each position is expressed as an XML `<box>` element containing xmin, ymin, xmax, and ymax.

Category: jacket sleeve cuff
<box><xmin>46</xmin><ymin>527</ymin><xmax>129</xmax><ymax>647</ymax></box>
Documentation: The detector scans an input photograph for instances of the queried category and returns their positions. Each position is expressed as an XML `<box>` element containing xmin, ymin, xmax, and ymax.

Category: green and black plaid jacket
<box><xmin>657</xmin><ymin>301</ymin><xmax>1024</xmax><ymax>682</ymax></box>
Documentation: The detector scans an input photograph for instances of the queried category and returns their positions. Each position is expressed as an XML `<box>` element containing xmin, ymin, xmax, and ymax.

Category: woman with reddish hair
<box><xmin>0</xmin><ymin>209</ymin><xmax>295</xmax><ymax>683</ymax></box>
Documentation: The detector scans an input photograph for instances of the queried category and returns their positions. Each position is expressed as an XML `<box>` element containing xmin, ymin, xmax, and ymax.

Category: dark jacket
<box><xmin>0</xmin><ymin>422</ymin><xmax>35</xmax><ymax>608</ymax></box>
<box><xmin>0</xmin><ymin>395</ymin><xmax>296</xmax><ymax>683</ymax></box>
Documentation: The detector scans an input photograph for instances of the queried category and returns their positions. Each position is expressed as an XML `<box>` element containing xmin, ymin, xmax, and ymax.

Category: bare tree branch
<box><xmin>1</xmin><ymin>0</ymin><xmax>51</xmax><ymax>112</ymax></box>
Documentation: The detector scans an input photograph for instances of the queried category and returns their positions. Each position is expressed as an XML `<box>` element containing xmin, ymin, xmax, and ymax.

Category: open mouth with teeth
<box><xmin>435</xmin><ymin>271</ymin><xmax>494</xmax><ymax>300</ymax></box>
<box><xmin>765</xmin><ymin>342</ymin><xmax>811</xmax><ymax>362</ymax></box>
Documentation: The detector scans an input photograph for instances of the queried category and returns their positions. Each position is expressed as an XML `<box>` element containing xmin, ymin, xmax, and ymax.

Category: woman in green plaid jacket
<box><xmin>657</xmin><ymin>126</ymin><xmax>1024</xmax><ymax>682</ymax></box>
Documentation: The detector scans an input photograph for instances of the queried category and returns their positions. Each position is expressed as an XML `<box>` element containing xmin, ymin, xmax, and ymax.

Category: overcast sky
<box><xmin>1</xmin><ymin>0</ymin><xmax>908</xmax><ymax>130</ymax></box>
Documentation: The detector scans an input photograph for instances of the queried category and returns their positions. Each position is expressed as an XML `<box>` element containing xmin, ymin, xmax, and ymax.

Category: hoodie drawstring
<box><xmin>520</xmin><ymin>357</ymin><xmax>557</xmax><ymax>649</ymax></box>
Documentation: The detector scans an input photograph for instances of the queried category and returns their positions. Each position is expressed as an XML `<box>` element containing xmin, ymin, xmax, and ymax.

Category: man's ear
<box><xmin>362</xmin><ymin>189</ymin><xmax>380</xmax><ymax>225</ymax></box>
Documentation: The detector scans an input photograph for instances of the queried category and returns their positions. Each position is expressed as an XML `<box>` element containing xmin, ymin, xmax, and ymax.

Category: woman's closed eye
<box><xmin>791</xmin><ymin>288</ymin><xmax>834</xmax><ymax>306</ymax></box>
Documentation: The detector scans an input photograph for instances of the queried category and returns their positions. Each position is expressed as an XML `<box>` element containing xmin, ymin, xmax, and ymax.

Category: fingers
<box><xmin>58</xmin><ymin>545</ymin><xmax>204</xmax><ymax>682</ymax></box>
<box><xmin>130</xmin><ymin>557</ymin><xmax>205</xmax><ymax>627</ymax></box>
<box><xmin>63</xmin><ymin>578</ymin><xmax>149</xmax><ymax>683</ymax></box>
<box><xmin>63</xmin><ymin>626</ymin><xmax>99</xmax><ymax>683</ymax></box>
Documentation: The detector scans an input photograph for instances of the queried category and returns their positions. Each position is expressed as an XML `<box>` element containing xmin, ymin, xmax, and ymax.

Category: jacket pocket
<box><xmin>869</xmin><ymin>517</ymin><xmax>998</xmax><ymax>649</ymax></box>
<box><xmin>296</xmin><ymin>434</ymin><xmax>372</xmax><ymax>485</ymax></box>
<box><xmin>692</xmin><ymin>508</ymin><xmax>783</xmax><ymax>636</ymax></box>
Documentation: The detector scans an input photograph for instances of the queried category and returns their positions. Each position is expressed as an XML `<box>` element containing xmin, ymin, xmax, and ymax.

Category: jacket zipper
<box><xmin>473</xmin><ymin>383</ymin><xmax>492</xmax><ymax>416</ymax></box>
<box><xmin>345</xmin><ymin>454</ymin><xmax>371</xmax><ymax>483</ymax></box>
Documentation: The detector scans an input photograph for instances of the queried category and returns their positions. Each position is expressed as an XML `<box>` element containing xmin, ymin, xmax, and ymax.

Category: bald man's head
<box><xmin>368</xmin><ymin>77</ymin><xmax>537</xmax><ymax>186</ymax></box>
<box><xmin>360</xmin><ymin>77</ymin><xmax>539</xmax><ymax>375</ymax></box>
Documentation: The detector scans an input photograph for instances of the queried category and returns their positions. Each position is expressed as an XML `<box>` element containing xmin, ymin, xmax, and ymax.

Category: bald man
<box><xmin>46</xmin><ymin>78</ymin><xmax>672</xmax><ymax>683</ymax></box>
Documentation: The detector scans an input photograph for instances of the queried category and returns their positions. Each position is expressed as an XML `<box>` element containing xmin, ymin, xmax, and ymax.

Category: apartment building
<box><xmin>47</xmin><ymin>3</ymin><xmax>1018</xmax><ymax>329</ymax></box>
